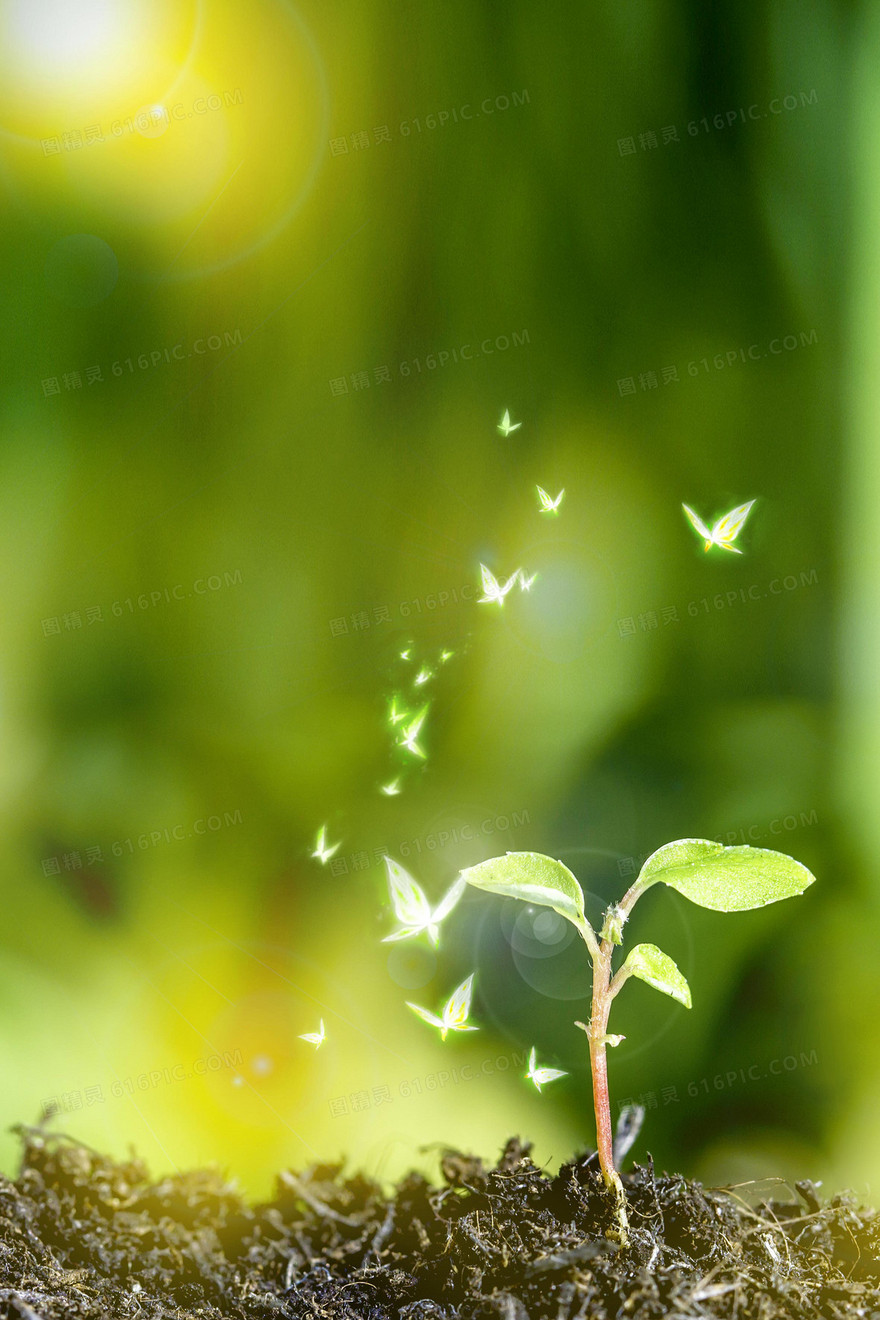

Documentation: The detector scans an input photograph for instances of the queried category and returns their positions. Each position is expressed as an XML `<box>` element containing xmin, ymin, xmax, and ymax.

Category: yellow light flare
<box><xmin>0</xmin><ymin>0</ymin><xmax>196</xmax><ymax>131</ymax></box>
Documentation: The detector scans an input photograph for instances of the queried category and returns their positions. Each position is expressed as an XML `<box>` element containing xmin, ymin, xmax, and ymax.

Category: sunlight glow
<box><xmin>5</xmin><ymin>0</ymin><xmax>124</xmax><ymax>73</ymax></box>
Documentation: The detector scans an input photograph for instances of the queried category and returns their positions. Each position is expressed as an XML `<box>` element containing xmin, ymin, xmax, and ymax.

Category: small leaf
<box><xmin>622</xmin><ymin>943</ymin><xmax>692</xmax><ymax>1008</ymax></box>
<box><xmin>638</xmin><ymin>839</ymin><xmax>815</xmax><ymax>912</ymax></box>
<box><xmin>461</xmin><ymin>852</ymin><xmax>586</xmax><ymax>929</ymax></box>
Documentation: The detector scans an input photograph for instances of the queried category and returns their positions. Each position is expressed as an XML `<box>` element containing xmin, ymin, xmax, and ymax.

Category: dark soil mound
<box><xmin>0</xmin><ymin>1126</ymin><xmax>877</xmax><ymax>1319</ymax></box>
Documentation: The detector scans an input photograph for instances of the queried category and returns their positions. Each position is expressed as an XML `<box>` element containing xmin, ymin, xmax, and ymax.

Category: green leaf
<box><xmin>461</xmin><ymin>852</ymin><xmax>586</xmax><ymax>929</ymax></box>
<box><xmin>622</xmin><ymin>943</ymin><xmax>692</xmax><ymax>1008</ymax></box>
<box><xmin>637</xmin><ymin>839</ymin><xmax>815</xmax><ymax>912</ymax></box>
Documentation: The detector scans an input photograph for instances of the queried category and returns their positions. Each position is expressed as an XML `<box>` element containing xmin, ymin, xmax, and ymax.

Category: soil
<box><xmin>0</xmin><ymin>1125</ymin><xmax>878</xmax><ymax>1319</ymax></box>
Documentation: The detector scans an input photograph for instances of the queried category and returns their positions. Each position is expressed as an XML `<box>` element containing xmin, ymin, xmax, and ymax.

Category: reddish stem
<box><xmin>587</xmin><ymin>941</ymin><xmax>615</xmax><ymax>1180</ymax></box>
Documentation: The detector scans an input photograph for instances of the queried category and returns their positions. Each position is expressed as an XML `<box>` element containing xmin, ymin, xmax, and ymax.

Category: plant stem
<box><xmin>581</xmin><ymin>935</ymin><xmax>630</xmax><ymax>1244</ymax></box>
<box><xmin>588</xmin><ymin>942</ymin><xmax>615</xmax><ymax>1175</ymax></box>
<box><xmin>577</xmin><ymin>877</ymin><xmax>659</xmax><ymax>1243</ymax></box>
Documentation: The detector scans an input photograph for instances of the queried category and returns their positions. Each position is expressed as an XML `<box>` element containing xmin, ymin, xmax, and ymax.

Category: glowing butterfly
<box><xmin>382</xmin><ymin>858</ymin><xmax>465</xmax><ymax>947</ymax></box>
<box><xmin>497</xmin><ymin>409</ymin><xmax>521</xmax><ymax>437</ymax></box>
<box><xmin>380</xmin><ymin>779</ymin><xmax>401</xmax><ymax>796</ymax></box>
<box><xmin>400</xmin><ymin>648</ymin><xmax>412</xmax><ymax>660</ymax></box>
<box><xmin>312</xmin><ymin>825</ymin><xmax>340</xmax><ymax>864</ymax></box>
<box><xmin>525</xmin><ymin>1046</ymin><xmax>568</xmax><ymax>1092</ymax></box>
<box><xmin>440</xmin><ymin>649</ymin><xmax>454</xmax><ymax>663</ymax></box>
<box><xmin>299</xmin><ymin>1019</ymin><xmax>325</xmax><ymax>1049</ymax></box>
<box><xmin>399</xmin><ymin>704</ymin><xmax>428</xmax><ymax>758</ymax></box>
<box><xmin>681</xmin><ymin>500</ymin><xmax>756</xmax><ymax>554</ymax></box>
<box><xmin>478</xmin><ymin>563</ymin><xmax>521</xmax><ymax>605</ymax></box>
<box><xmin>407</xmin><ymin>973</ymin><xmax>478</xmax><ymax>1039</ymax></box>
<box><xmin>388</xmin><ymin>696</ymin><xmax>407</xmax><ymax>726</ymax></box>
<box><xmin>518</xmin><ymin>570</ymin><xmax>537</xmax><ymax>592</ymax></box>
<box><xmin>414</xmin><ymin>666</ymin><xmax>433</xmax><ymax>687</ymax></box>
<box><xmin>536</xmin><ymin>486</ymin><xmax>565</xmax><ymax>514</ymax></box>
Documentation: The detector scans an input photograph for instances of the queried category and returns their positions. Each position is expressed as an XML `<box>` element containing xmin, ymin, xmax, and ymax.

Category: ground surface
<box><xmin>0</xmin><ymin>1127</ymin><xmax>877</xmax><ymax>1319</ymax></box>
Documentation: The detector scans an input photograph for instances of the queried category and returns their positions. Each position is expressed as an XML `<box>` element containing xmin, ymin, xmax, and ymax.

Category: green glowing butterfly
<box><xmin>525</xmin><ymin>1046</ymin><xmax>568</xmax><ymax>1092</ymax></box>
<box><xmin>312</xmin><ymin>825</ymin><xmax>340</xmax><ymax>864</ymax></box>
<box><xmin>681</xmin><ymin>500</ymin><xmax>755</xmax><ymax>553</ymax></box>
<box><xmin>388</xmin><ymin>696</ymin><xmax>407</xmax><ymax>726</ymax></box>
<box><xmin>440</xmin><ymin>649</ymin><xmax>454</xmax><ymax>662</ymax></box>
<box><xmin>518</xmin><ymin>570</ymin><xmax>537</xmax><ymax>592</ymax></box>
<box><xmin>299</xmin><ymin>1019</ymin><xmax>325</xmax><ymax>1049</ymax></box>
<box><xmin>536</xmin><ymin>485</ymin><xmax>564</xmax><ymax>514</ymax></box>
<box><xmin>398</xmin><ymin>704</ymin><xmax>429</xmax><ymax>758</ymax></box>
<box><xmin>382</xmin><ymin>857</ymin><xmax>465</xmax><ymax>947</ymax></box>
<box><xmin>407</xmin><ymin>973</ymin><xmax>478</xmax><ymax>1039</ymax></box>
<box><xmin>380</xmin><ymin>778</ymin><xmax>401</xmax><ymax>796</ymax></box>
<box><xmin>479</xmin><ymin>563</ymin><xmax>521</xmax><ymax>605</ymax></box>
<box><xmin>414</xmin><ymin>666</ymin><xmax>433</xmax><ymax>686</ymax></box>
<box><xmin>497</xmin><ymin>409</ymin><xmax>521</xmax><ymax>437</ymax></box>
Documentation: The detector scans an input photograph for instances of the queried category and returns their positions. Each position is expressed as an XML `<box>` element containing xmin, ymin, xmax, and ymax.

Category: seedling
<box><xmin>461</xmin><ymin>839</ymin><xmax>815</xmax><ymax>1244</ymax></box>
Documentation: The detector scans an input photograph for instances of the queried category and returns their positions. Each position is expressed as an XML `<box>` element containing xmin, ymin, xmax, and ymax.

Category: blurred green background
<box><xmin>0</xmin><ymin>0</ymin><xmax>873</xmax><ymax>1204</ymax></box>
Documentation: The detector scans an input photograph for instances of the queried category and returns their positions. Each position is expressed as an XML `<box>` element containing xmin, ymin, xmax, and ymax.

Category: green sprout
<box><xmin>460</xmin><ymin>838</ymin><xmax>816</xmax><ymax>1245</ymax></box>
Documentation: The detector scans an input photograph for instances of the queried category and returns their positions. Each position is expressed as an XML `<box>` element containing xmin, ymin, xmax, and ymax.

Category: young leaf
<box><xmin>636</xmin><ymin>839</ymin><xmax>815</xmax><ymax>912</ymax></box>
<box><xmin>621</xmin><ymin>943</ymin><xmax>692</xmax><ymax>1008</ymax></box>
<box><xmin>461</xmin><ymin>852</ymin><xmax>586</xmax><ymax>929</ymax></box>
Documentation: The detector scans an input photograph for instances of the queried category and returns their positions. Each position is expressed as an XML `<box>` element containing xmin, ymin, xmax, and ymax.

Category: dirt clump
<box><xmin>0</xmin><ymin>1126</ymin><xmax>877</xmax><ymax>1318</ymax></box>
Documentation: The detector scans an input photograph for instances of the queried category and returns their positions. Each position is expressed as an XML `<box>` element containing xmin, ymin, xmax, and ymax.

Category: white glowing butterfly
<box><xmin>497</xmin><ymin>409</ymin><xmax>521</xmax><ymax>437</ymax></box>
<box><xmin>407</xmin><ymin>973</ymin><xmax>478</xmax><ymax>1039</ymax></box>
<box><xmin>525</xmin><ymin>1046</ymin><xmax>568</xmax><ymax>1092</ymax></box>
<box><xmin>400</xmin><ymin>648</ymin><xmax>412</xmax><ymax>660</ymax></box>
<box><xmin>388</xmin><ymin>696</ymin><xmax>407</xmax><ymax>726</ymax></box>
<box><xmin>312</xmin><ymin>825</ymin><xmax>340</xmax><ymax>864</ymax></box>
<box><xmin>382</xmin><ymin>857</ymin><xmax>465</xmax><ymax>948</ymax></box>
<box><xmin>380</xmin><ymin>778</ymin><xmax>401</xmax><ymax>796</ymax></box>
<box><xmin>398</xmin><ymin>704</ymin><xmax>428</xmax><ymax>758</ymax></box>
<box><xmin>478</xmin><ymin>563</ymin><xmax>522</xmax><ymax>605</ymax></box>
<box><xmin>681</xmin><ymin>500</ymin><xmax>756</xmax><ymax>554</ymax></box>
<box><xmin>536</xmin><ymin>486</ymin><xmax>565</xmax><ymax>514</ymax></box>
<box><xmin>414</xmin><ymin>666</ymin><xmax>433</xmax><ymax>687</ymax></box>
<box><xmin>518</xmin><ymin>570</ymin><xmax>537</xmax><ymax>592</ymax></box>
<box><xmin>299</xmin><ymin>1019</ymin><xmax>325</xmax><ymax>1049</ymax></box>
<box><xmin>440</xmin><ymin>649</ymin><xmax>454</xmax><ymax>663</ymax></box>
